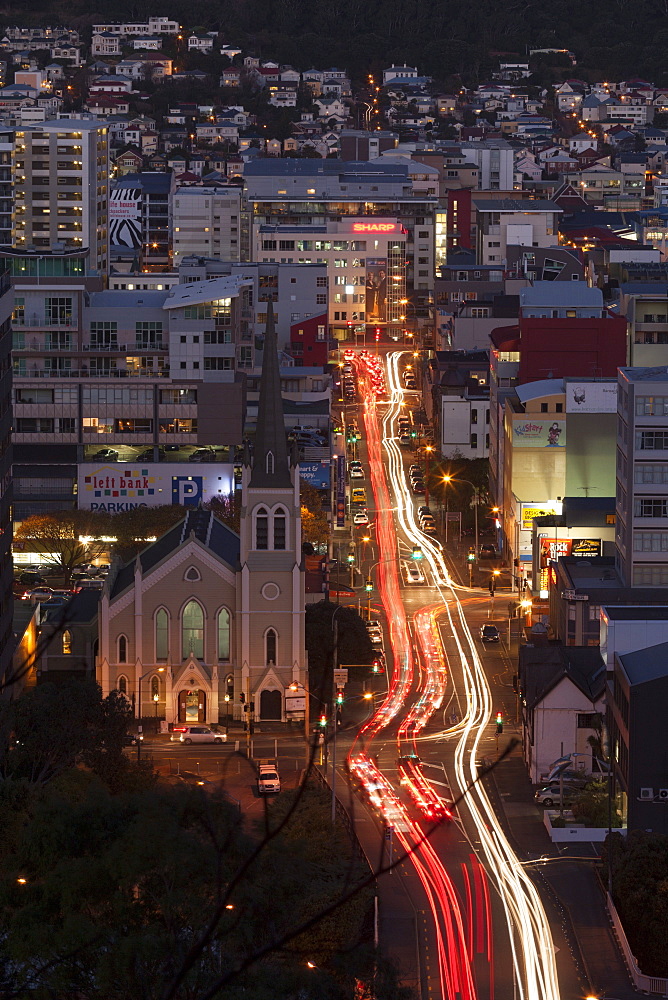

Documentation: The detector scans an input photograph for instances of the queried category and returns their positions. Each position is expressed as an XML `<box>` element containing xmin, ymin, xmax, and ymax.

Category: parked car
<box><xmin>351</xmin><ymin>487</ymin><xmax>367</xmax><ymax>505</ymax></box>
<box><xmin>189</xmin><ymin>448</ymin><xmax>216</xmax><ymax>463</ymax></box>
<box><xmin>480</xmin><ymin>624</ymin><xmax>500</xmax><ymax>642</ymax></box>
<box><xmin>172</xmin><ymin>725</ymin><xmax>227</xmax><ymax>745</ymax></box>
<box><xmin>92</xmin><ymin>448</ymin><xmax>118</xmax><ymax>462</ymax></box>
<box><xmin>534</xmin><ymin>784</ymin><xmax>579</xmax><ymax>808</ymax></box>
<box><xmin>541</xmin><ymin>766</ymin><xmax>590</xmax><ymax>786</ymax></box>
<box><xmin>18</xmin><ymin>571</ymin><xmax>46</xmax><ymax>587</ymax></box>
<box><xmin>353</xmin><ymin>510</ymin><xmax>369</xmax><ymax>526</ymax></box>
<box><xmin>22</xmin><ymin>587</ymin><xmax>54</xmax><ymax>603</ymax></box>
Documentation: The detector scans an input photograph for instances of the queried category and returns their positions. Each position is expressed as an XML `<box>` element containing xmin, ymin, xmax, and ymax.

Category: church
<box><xmin>96</xmin><ymin>304</ymin><xmax>307</xmax><ymax>724</ymax></box>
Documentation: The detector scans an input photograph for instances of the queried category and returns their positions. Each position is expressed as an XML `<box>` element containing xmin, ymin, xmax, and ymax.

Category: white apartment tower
<box><xmin>13</xmin><ymin>119</ymin><xmax>109</xmax><ymax>272</ymax></box>
<box><xmin>172</xmin><ymin>186</ymin><xmax>242</xmax><ymax>264</ymax></box>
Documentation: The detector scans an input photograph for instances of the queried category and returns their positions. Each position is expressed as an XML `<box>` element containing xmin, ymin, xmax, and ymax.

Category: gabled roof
<box><xmin>520</xmin><ymin>644</ymin><xmax>606</xmax><ymax>710</ymax></box>
<box><xmin>111</xmin><ymin>510</ymin><xmax>240</xmax><ymax>599</ymax></box>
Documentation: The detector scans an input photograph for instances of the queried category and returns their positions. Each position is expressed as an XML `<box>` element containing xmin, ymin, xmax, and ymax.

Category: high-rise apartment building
<box><xmin>0</xmin><ymin>125</ymin><xmax>13</xmax><ymax>247</ymax></box>
<box><xmin>616</xmin><ymin>367</ymin><xmax>668</xmax><ymax>587</ymax></box>
<box><xmin>13</xmin><ymin>119</ymin><xmax>109</xmax><ymax>272</ymax></box>
<box><xmin>111</xmin><ymin>172</ymin><xmax>173</xmax><ymax>270</ymax></box>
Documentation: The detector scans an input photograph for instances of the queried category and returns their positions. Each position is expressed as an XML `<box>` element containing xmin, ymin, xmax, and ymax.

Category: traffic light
<box><xmin>372</xmin><ymin>658</ymin><xmax>384</xmax><ymax>674</ymax></box>
<box><xmin>467</xmin><ymin>551</ymin><xmax>476</xmax><ymax>562</ymax></box>
<box><xmin>347</xmin><ymin>551</ymin><xmax>355</xmax><ymax>564</ymax></box>
<box><xmin>319</xmin><ymin>713</ymin><xmax>327</xmax><ymax>727</ymax></box>
<box><xmin>365</xmin><ymin>577</ymin><xmax>373</xmax><ymax>592</ymax></box>
<box><xmin>495</xmin><ymin>711</ymin><xmax>504</xmax><ymax>735</ymax></box>
<box><xmin>411</xmin><ymin>545</ymin><xmax>423</xmax><ymax>560</ymax></box>
<box><xmin>336</xmin><ymin>690</ymin><xmax>344</xmax><ymax>706</ymax></box>
<box><xmin>410</xmin><ymin>430</ymin><xmax>417</xmax><ymax>438</ymax></box>
<box><xmin>239</xmin><ymin>692</ymin><xmax>245</xmax><ymax>703</ymax></box>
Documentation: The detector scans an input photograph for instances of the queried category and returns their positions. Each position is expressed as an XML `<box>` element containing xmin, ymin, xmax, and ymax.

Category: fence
<box><xmin>607</xmin><ymin>891</ymin><xmax>668</xmax><ymax>996</ymax></box>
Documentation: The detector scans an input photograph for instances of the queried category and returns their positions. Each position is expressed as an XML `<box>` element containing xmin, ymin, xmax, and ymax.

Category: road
<box><xmin>337</xmin><ymin>348</ymin><xmax>576</xmax><ymax>1000</ymax></box>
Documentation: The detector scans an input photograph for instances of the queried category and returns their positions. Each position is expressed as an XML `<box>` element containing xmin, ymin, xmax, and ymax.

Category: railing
<box><xmin>16</xmin><ymin>368</ymin><xmax>171</xmax><ymax>379</ymax></box>
<box><xmin>607</xmin><ymin>892</ymin><xmax>668</xmax><ymax>996</ymax></box>
<box><xmin>13</xmin><ymin>319</ymin><xmax>77</xmax><ymax>329</ymax></box>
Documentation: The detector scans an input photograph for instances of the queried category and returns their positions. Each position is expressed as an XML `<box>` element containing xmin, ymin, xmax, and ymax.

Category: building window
<box><xmin>118</xmin><ymin>675</ymin><xmax>128</xmax><ymax>695</ymax></box>
<box><xmin>151</xmin><ymin>675</ymin><xmax>159</xmax><ymax>699</ymax></box>
<box><xmin>182</xmin><ymin>600</ymin><xmax>204</xmax><ymax>659</ymax></box>
<box><xmin>118</xmin><ymin>634</ymin><xmax>127</xmax><ymax>663</ymax></box>
<box><xmin>256</xmin><ymin>507</ymin><xmax>269</xmax><ymax>549</ymax></box>
<box><xmin>155</xmin><ymin>607</ymin><xmax>169</xmax><ymax>661</ymax></box>
<box><xmin>634</xmin><ymin>498</ymin><xmax>668</xmax><ymax>518</ymax></box>
<box><xmin>588</xmin><ymin>605</ymin><xmax>601</xmax><ymax>621</ymax></box>
<box><xmin>636</xmin><ymin>430</ymin><xmax>668</xmax><ymax>450</ymax></box>
<box><xmin>540</xmin><ymin>403</ymin><xmax>548</xmax><ymax>413</ymax></box>
<box><xmin>274</xmin><ymin>507</ymin><xmax>286</xmax><ymax>550</ymax></box>
<box><xmin>265</xmin><ymin>628</ymin><xmax>277</xmax><ymax>665</ymax></box>
<box><xmin>218</xmin><ymin>608</ymin><xmax>230</xmax><ymax>660</ymax></box>
<box><xmin>470</xmin><ymin>433</ymin><xmax>478</xmax><ymax>449</ymax></box>
<box><xmin>577</xmin><ymin>712</ymin><xmax>599</xmax><ymax>728</ymax></box>
<box><xmin>62</xmin><ymin>629</ymin><xmax>72</xmax><ymax>655</ymax></box>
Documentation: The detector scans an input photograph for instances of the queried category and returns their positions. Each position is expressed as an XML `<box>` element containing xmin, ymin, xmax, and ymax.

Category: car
<box><xmin>365</xmin><ymin>618</ymin><xmax>381</xmax><ymax>630</ymax></box>
<box><xmin>353</xmin><ymin>510</ymin><xmax>369</xmax><ymax>526</ymax></box>
<box><xmin>123</xmin><ymin>733</ymin><xmax>144</xmax><ymax>747</ymax></box>
<box><xmin>479</xmin><ymin>544</ymin><xmax>497</xmax><ymax>559</ymax></box>
<box><xmin>18</xmin><ymin>571</ymin><xmax>46</xmax><ymax>587</ymax></box>
<box><xmin>534</xmin><ymin>785</ymin><xmax>579</xmax><ymax>808</ymax></box>
<box><xmin>411</xmin><ymin>482</ymin><xmax>426</xmax><ymax>494</ymax></box>
<box><xmin>541</xmin><ymin>766</ymin><xmax>590</xmax><ymax>786</ymax></box>
<box><xmin>92</xmin><ymin>448</ymin><xmax>118</xmax><ymax>462</ymax></box>
<box><xmin>172</xmin><ymin>725</ymin><xmax>227</xmax><ymax>745</ymax></box>
<box><xmin>417</xmin><ymin>505</ymin><xmax>430</xmax><ymax>516</ymax></box>
<box><xmin>22</xmin><ymin>587</ymin><xmax>54</xmax><ymax>603</ymax></box>
<box><xmin>480</xmin><ymin>624</ymin><xmax>500</xmax><ymax>642</ymax></box>
<box><xmin>409</xmin><ymin>465</ymin><xmax>420</xmax><ymax>475</ymax></box>
<box><xmin>189</xmin><ymin>448</ymin><xmax>216</xmax><ymax>463</ymax></box>
<box><xmin>351</xmin><ymin>487</ymin><xmax>367</xmax><ymax>505</ymax></box>
<box><xmin>350</xmin><ymin>466</ymin><xmax>364</xmax><ymax>479</ymax></box>
<box><xmin>399</xmin><ymin>434</ymin><xmax>412</xmax><ymax>446</ymax></box>
<box><xmin>403</xmin><ymin>561</ymin><xmax>425</xmax><ymax>584</ymax></box>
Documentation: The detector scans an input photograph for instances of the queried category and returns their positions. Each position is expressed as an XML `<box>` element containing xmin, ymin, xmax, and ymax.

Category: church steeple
<box><xmin>249</xmin><ymin>299</ymin><xmax>292</xmax><ymax>489</ymax></box>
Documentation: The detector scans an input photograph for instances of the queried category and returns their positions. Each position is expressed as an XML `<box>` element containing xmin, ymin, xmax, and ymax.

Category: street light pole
<box><xmin>424</xmin><ymin>444</ymin><xmax>433</xmax><ymax>508</ymax></box>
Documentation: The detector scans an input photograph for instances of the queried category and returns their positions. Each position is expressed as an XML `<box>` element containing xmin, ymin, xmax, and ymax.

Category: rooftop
<box><xmin>520</xmin><ymin>281</ymin><xmax>603</xmax><ymax>308</ymax></box>
<box><xmin>603</xmin><ymin>606</ymin><xmax>668</xmax><ymax>621</ymax></box>
<box><xmin>619</xmin><ymin>366</ymin><xmax>668</xmax><ymax>383</ymax></box>
<box><xmin>618</xmin><ymin>640</ymin><xmax>668</xmax><ymax>684</ymax></box>
<box><xmin>473</xmin><ymin>198</ymin><xmax>562</xmax><ymax>213</ymax></box>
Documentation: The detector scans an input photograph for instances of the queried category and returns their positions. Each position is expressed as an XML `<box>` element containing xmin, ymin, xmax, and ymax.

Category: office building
<box><xmin>473</xmin><ymin>198</ymin><xmax>562</xmax><ymax>266</ymax></box>
<box><xmin>616</xmin><ymin>367</ymin><xmax>668</xmax><ymax>587</ymax></box>
<box><xmin>172</xmin><ymin>186</ymin><xmax>242</xmax><ymax>264</ymax></box>
<box><xmin>244</xmin><ymin>158</ymin><xmax>437</xmax><ymax>339</ymax></box>
<box><xmin>111</xmin><ymin>172</ymin><xmax>174</xmax><ymax>269</ymax></box>
<box><xmin>13</xmin><ymin>119</ymin><xmax>109</xmax><ymax>272</ymax></box>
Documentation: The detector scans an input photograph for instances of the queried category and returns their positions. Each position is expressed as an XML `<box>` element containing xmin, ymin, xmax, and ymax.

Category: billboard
<box><xmin>512</xmin><ymin>417</ymin><xmax>566</xmax><ymax>448</ymax></box>
<box><xmin>565</xmin><ymin>382</ymin><xmax>617</xmax><ymax>414</ymax></box>
<box><xmin>299</xmin><ymin>461</ymin><xmax>331</xmax><ymax>490</ymax></box>
<box><xmin>521</xmin><ymin>502</ymin><xmax>561</xmax><ymax>530</ymax></box>
<box><xmin>571</xmin><ymin>538</ymin><xmax>601</xmax><ymax>558</ymax></box>
<box><xmin>366</xmin><ymin>258</ymin><xmax>387</xmax><ymax>324</ymax></box>
<box><xmin>78</xmin><ymin>463</ymin><xmax>234</xmax><ymax>512</ymax></box>
<box><xmin>109</xmin><ymin>188</ymin><xmax>141</xmax><ymax>248</ymax></box>
<box><xmin>538</xmin><ymin>537</ymin><xmax>572</xmax><ymax>566</ymax></box>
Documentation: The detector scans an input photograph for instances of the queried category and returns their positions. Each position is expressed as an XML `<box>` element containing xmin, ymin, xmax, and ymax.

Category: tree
<box><xmin>204</xmin><ymin>492</ymin><xmax>241</xmax><ymax>533</ymax></box>
<box><xmin>305</xmin><ymin>601</ymin><xmax>375</xmax><ymax>695</ymax></box>
<box><xmin>300</xmin><ymin>480</ymin><xmax>329</xmax><ymax>547</ymax></box>
<box><xmin>108</xmin><ymin>504</ymin><xmax>187</xmax><ymax>561</ymax></box>
<box><xmin>15</xmin><ymin>511</ymin><xmax>108</xmax><ymax>582</ymax></box>
<box><xmin>607</xmin><ymin>830</ymin><xmax>668</xmax><ymax>976</ymax></box>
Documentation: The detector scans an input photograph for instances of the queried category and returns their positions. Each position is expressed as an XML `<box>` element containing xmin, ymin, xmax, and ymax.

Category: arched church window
<box><xmin>266</xmin><ymin>628</ymin><xmax>277</xmax><ymax>665</ymax></box>
<box><xmin>256</xmin><ymin>507</ymin><xmax>268</xmax><ymax>550</ymax></box>
<box><xmin>273</xmin><ymin>507</ymin><xmax>286</xmax><ymax>550</ymax></box>
<box><xmin>182</xmin><ymin>600</ymin><xmax>204</xmax><ymax>659</ymax></box>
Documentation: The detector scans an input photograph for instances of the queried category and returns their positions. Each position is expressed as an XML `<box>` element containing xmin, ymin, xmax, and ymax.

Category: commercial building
<box><xmin>172</xmin><ymin>186</ymin><xmax>242</xmax><ymax>264</ymax></box>
<box><xmin>425</xmin><ymin>349</ymin><xmax>490</xmax><ymax>459</ymax></box>
<box><xmin>243</xmin><ymin>158</ymin><xmax>437</xmax><ymax>339</ymax></box>
<box><xmin>111</xmin><ymin>171</ymin><xmax>174</xmax><ymax>269</ymax></box>
<box><xmin>501</xmin><ymin>376</ymin><xmax>619</xmax><ymax>585</ymax></box>
<box><xmin>13</xmin><ymin>119</ymin><xmax>110</xmax><ymax>272</ymax></box>
<box><xmin>254</xmin><ymin>217</ymin><xmax>406</xmax><ymax>342</ymax></box>
<box><xmin>489</xmin><ymin>283</ymin><xmax>627</xmax><ymax>514</ymax></box>
<box><xmin>616</xmin><ymin>367</ymin><xmax>668</xmax><ymax>587</ymax></box>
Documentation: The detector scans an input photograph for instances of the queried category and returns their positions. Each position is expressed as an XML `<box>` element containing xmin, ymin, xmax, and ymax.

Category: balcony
<box><xmin>24</xmin><ymin>368</ymin><xmax>171</xmax><ymax>379</ymax></box>
<box><xmin>13</xmin><ymin>317</ymin><xmax>76</xmax><ymax>330</ymax></box>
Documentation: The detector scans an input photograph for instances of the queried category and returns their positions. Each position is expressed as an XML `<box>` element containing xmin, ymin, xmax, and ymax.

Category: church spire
<box><xmin>249</xmin><ymin>299</ymin><xmax>292</xmax><ymax>489</ymax></box>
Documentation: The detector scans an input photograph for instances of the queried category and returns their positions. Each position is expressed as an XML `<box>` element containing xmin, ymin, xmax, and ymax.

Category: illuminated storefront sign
<box><xmin>352</xmin><ymin>222</ymin><xmax>399</xmax><ymax>233</ymax></box>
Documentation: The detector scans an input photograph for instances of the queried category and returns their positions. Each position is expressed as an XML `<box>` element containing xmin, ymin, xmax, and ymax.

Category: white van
<box><xmin>257</xmin><ymin>758</ymin><xmax>281</xmax><ymax>794</ymax></box>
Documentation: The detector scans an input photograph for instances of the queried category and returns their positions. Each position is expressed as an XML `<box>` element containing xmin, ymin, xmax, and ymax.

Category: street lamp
<box><xmin>443</xmin><ymin>474</ymin><xmax>482</xmax><ymax>575</ymax></box>
<box><xmin>224</xmin><ymin>692</ymin><xmax>230</xmax><ymax>728</ymax></box>
<box><xmin>153</xmin><ymin>691</ymin><xmax>159</xmax><ymax>717</ymax></box>
<box><xmin>137</xmin><ymin>666</ymin><xmax>165</xmax><ymax>721</ymax></box>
